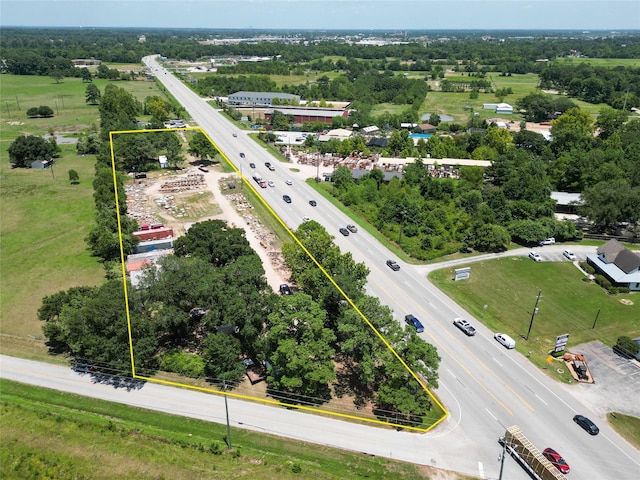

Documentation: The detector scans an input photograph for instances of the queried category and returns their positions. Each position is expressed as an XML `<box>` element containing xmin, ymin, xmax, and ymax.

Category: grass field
<box><xmin>607</xmin><ymin>412</ymin><xmax>640</xmax><ymax>450</ymax></box>
<box><xmin>555</xmin><ymin>57</ymin><xmax>640</xmax><ymax>68</ymax></box>
<box><xmin>429</xmin><ymin>257</ymin><xmax>640</xmax><ymax>379</ymax></box>
<box><xmin>0</xmin><ymin>379</ymin><xmax>442</xmax><ymax>480</ymax></box>
<box><xmin>0</xmin><ymin>74</ymin><xmax>171</xmax><ymax>355</ymax></box>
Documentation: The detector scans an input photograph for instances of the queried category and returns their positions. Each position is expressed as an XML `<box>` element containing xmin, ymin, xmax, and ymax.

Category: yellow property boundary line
<box><xmin>109</xmin><ymin>126</ymin><xmax>449</xmax><ymax>433</ymax></box>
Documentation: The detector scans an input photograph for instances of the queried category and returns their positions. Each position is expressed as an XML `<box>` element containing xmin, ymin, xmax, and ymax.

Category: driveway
<box><xmin>561</xmin><ymin>341</ymin><xmax>640</xmax><ymax>418</ymax></box>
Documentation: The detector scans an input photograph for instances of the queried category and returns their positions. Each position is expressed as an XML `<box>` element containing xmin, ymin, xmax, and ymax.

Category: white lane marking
<box><xmin>492</xmin><ymin>356</ymin><xmax>503</xmax><ymax>368</ymax></box>
<box><xmin>478</xmin><ymin>461</ymin><xmax>484</xmax><ymax>478</ymax></box>
<box><xmin>485</xmin><ymin>408</ymin><xmax>497</xmax><ymax>421</ymax></box>
<box><xmin>535</xmin><ymin>393</ymin><xmax>548</xmax><ymax>406</ymax></box>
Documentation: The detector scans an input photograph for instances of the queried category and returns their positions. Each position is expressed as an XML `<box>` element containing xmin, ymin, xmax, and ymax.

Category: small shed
<box><xmin>496</xmin><ymin>103</ymin><xmax>513</xmax><ymax>114</ymax></box>
<box><xmin>31</xmin><ymin>160</ymin><xmax>49</xmax><ymax>169</ymax></box>
<box><xmin>158</xmin><ymin>155</ymin><xmax>169</xmax><ymax>169</ymax></box>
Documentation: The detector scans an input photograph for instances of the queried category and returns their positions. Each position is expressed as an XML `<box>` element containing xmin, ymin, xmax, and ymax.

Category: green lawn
<box><xmin>429</xmin><ymin>258</ymin><xmax>640</xmax><ymax>378</ymax></box>
<box><xmin>0</xmin><ymin>145</ymin><xmax>103</xmax><ymax>339</ymax></box>
<box><xmin>0</xmin><ymin>379</ymin><xmax>438</xmax><ymax>480</ymax></box>
<box><xmin>0</xmin><ymin>74</ymin><xmax>171</xmax><ymax>354</ymax></box>
<box><xmin>555</xmin><ymin>57</ymin><xmax>640</xmax><ymax>68</ymax></box>
<box><xmin>607</xmin><ymin>412</ymin><xmax>640</xmax><ymax>450</ymax></box>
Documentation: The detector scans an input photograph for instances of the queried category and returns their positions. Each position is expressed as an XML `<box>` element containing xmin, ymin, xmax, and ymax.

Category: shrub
<box><xmin>210</xmin><ymin>442</ymin><xmax>223</xmax><ymax>455</ymax></box>
<box><xmin>579</xmin><ymin>262</ymin><xmax>595</xmax><ymax>274</ymax></box>
<box><xmin>594</xmin><ymin>274</ymin><xmax>611</xmax><ymax>290</ymax></box>
<box><xmin>160</xmin><ymin>350</ymin><xmax>205</xmax><ymax>378</ymax></box>
<box><xmin>618</xmin><ymin>287</ymin><xmax>630</xmax><ymax>294</ymax></box>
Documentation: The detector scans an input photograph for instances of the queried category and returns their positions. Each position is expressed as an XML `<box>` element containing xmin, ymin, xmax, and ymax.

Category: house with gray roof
<box><xmin>587</xmin><ymin>239</ymin><xmax>640</xmax><ymax>291</ymax></box>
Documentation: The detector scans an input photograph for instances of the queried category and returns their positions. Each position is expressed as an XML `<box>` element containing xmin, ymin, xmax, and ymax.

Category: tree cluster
<box><xmin>26</xmin><ymin>105</ymin><xmax>55</xmax><ymax>118</ymax></box>
<box><xmin>42</xmin><ymin>218</ymin><xmax>441</xmax><ymax>423</ymax></box>
<box><xmin>7</xmin><ymin>135</ymin><xmax>59</xmax><ymax>168</ymax></box>
<box><xmin>539</xmin><ymin>63</ymin><xmax>640</xmax><ymax>110</ymax></box>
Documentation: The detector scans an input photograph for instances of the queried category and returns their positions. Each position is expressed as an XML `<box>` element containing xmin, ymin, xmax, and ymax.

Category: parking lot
<box><xmin>561</xmin><ymin>341</ymin><xmax>640</xmax><ymax>418</ymax></box>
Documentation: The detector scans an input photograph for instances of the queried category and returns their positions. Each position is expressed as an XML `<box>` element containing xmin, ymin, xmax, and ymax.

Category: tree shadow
<box><xmin>333</xmin><ymin>357</ymin><xmax>375</xmax><ymax>410</ymax></box>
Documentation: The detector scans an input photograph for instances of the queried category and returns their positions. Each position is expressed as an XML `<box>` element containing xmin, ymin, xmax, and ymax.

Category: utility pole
<box><xmin>223</xmin><ymin>381</ymin><xmax>232</xmax><ymax>450</ymax></box>
<box><xmin>592</xmin><ymin>307</ymin><xmax>601</xmax><ymax>329</ymax></box>
<box><xmin>498</xmin><ymin>437</ymin><xmax>507</xmax><ymax>480</ymax></box>
<box><xmin>525</xmin><ymin>290</ymin><xmax>541</xmax><ymax>341</ymax></box>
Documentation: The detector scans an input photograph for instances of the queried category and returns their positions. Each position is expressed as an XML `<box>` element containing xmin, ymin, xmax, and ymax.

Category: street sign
<box><xmin>555</xmin><ymin>333</ymin><xmax>570</xmax><ymax>352</ymax></box>
<box><xmin>454</xmin><ymin>267</ymin><xmax>471</xmax><ymax>281</ymax></box>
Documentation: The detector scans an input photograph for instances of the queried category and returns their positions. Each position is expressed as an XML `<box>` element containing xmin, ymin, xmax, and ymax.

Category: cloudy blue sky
<box><xmin>1</xmin><ymin>0</ymin><xmax>639</xmax><ymax>30</ymax></box>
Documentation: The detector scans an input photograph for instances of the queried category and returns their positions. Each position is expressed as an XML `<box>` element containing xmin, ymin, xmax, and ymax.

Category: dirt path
<box><xmin>127</xmin><ymin>165</ymin><xmax>290</xmax><ymax>293</ymax></box>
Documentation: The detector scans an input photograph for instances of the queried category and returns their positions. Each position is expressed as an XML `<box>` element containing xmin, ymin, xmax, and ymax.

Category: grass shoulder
<box><xmin>607</xmin><ymin>412</ymin><xmax>640</xmax><ymax>450</ymax></box>
<box><xmin>428</xmin><ymin>257</ymin><xmax>639</xmax><ymax>382</ymax></box>
<box><xmin>0</xmin><ymin>379</ymin><xmax>445</xmax><ymax>480</ymax></box>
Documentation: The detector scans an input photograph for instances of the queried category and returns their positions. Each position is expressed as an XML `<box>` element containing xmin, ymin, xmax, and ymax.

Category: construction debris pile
<box><xmin>159</xmin><ymin>173</ymin><xmax>205</xmax><ymax>192</ymax></box>
<box><xmin>563</xmin><ymin>353</ymin><xmax>594</xmax><ymax>383</ymax></box>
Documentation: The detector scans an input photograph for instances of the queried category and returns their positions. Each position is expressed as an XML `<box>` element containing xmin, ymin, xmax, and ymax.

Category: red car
<box><xmin>543</xmin><ymin>447</ymin><xmax>570</xmax><ymax>474</ymax></box>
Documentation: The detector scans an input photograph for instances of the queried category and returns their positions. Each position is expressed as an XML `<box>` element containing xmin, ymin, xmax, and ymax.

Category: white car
<box><xmin>494</xmin><ymin>333</ymin><xmax>516</xmax><ymax>349</ymax></box>
<box><xmin>285</xmin><ymin>179</ymin><xmax>293</xmax><ymax>186</ymax></box>
<box><xmin>563</xmin><ymin>249</ymin><xmax>576</xmax><ymax>261</ymax></box>
<box><xmin>539</xmin><ymin>237</ymin><xmax>556</xmax><ymax>245</ymax></box>
<box><xmin>528</xmin><ymin>251</ymin><xmax>542</xmax><ymax>262</ymax></box>
<box><xmin>267</xmin><ymin>180</ymin><xmax>275</xmax><ymax>187</ymax></box>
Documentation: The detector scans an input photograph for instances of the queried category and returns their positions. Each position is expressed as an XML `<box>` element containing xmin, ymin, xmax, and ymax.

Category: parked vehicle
<box><xmin>539</xmin><ymin>237</ymin><xmax>556</xmax><ymax>245</ymax></box>
<box><xmin>494</xmin><ymin>333</ymin><xmax>516</xmax><ymax>349</ymax></box>
<box><xmin>563</xmin><ymin>249</ymin><xmax>576</xmax><ymax>260</ymax></box>
<box><xmin>404</xmin><ymin>314</ymin><xmax>424</xmax><ymax>333</ymax></box>
<box><xmin>542</xmin><ymin>448</ymin><xmax>570</xmax><ymax>474</ymax></box>
<box><xmin>386</xmin><ymin>260</ymin><xmax>400</xmax><ymax>271</ymax></box>
<box><xmin>528</xmin><ymin>251</ymin><xmax>542</xmax><ymax>262</ymax></box>
<box><xmin>573</xmin><ymin>414</ymin><xmax>599</xmax><ymax>435</ymax></box>
<box><xmin>453</xmin><ymin>318</ymin><xmax>477</xmax><ymax>336</ymax></box>
<box><xmin>279</xmin><ymin>284</ymin><xmax>292</xmax><ymax>295</ymax></box>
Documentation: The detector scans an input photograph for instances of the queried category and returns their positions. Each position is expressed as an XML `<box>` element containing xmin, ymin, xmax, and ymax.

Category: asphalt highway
<box><xmin>5</xmin><ymin>56</ymin><xmax>637</xmax><ymax>480</ymax></box>
<box><xmin>142</xmin><ymin>56</ymin><xmax>640</xmax><ymax>479</ymax></box>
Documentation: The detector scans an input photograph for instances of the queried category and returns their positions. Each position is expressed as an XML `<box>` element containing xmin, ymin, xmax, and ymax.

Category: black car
<box><xmin>339</xmin><ymin>227</ymin><xmax>350</xmax><ymax>236</ymax></box>
<box><xmin>239</xmin><ymin>152</ymin><xmax>245</xmax><ymax>158</ymax></box>
<box><xmin>386</xmin><ymin>260</ymin><xmax>400</xmax><ymax>271</ymax></box>
<box><xmin>309</xmin><ymin>200</ymin><xmax>317</xmax><ymax>207</ymax></box>
<box><xmin>279</xmin><ymin>284</ymin><xmax>292</xmax><ymax>295</ymax></box>
<box><xmin>249</xmin><ymin>162</ymin><xmax>256</xmax><ymax>168</ymax></box>
<box><xmin>573</xmin><ymin>414</ymin><xmax>599</xmax><ymax>435</ymax></box>
<box><xmin>283</xmin><ymin>195</ymin><xmax>292</xmax><ymax>203</ymax></box>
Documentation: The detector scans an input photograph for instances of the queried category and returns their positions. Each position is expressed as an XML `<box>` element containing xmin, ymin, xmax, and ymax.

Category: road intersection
<box><xmin>4</xmin><ymin>56</ymin><xmax>638</xmax><ymax>480</ymax></box>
